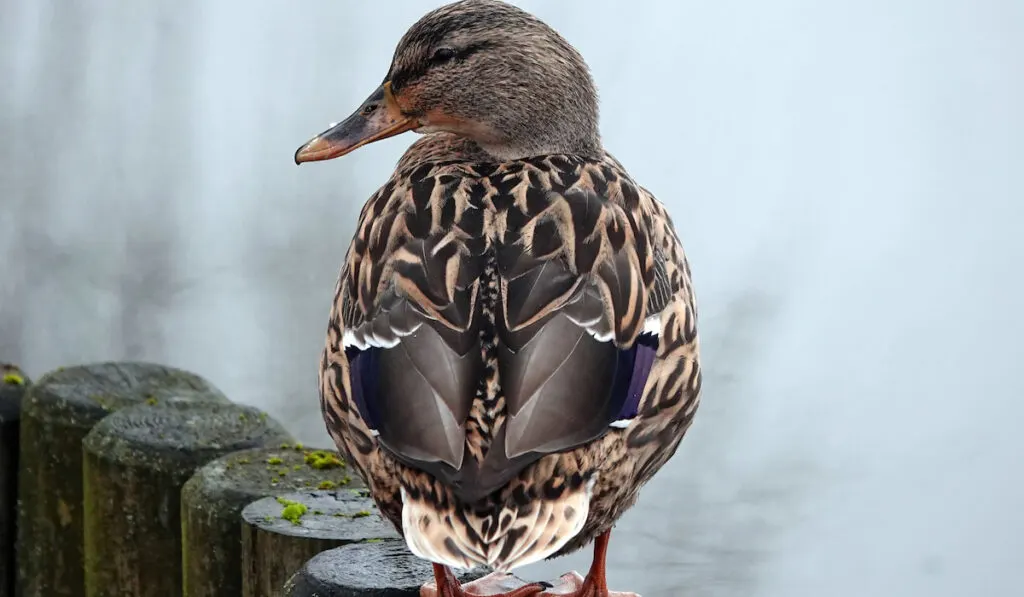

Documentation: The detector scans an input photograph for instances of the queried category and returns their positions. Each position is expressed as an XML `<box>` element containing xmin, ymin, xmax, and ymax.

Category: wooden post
<box><xmin>240</xmin><ymin>490</ymin><xmax>400</xmax><ymax>597</ymax></box>
<box><xmin>283</xmin><ymin>541</ymin><xmax>484</xmax><ymax>597</ymax></box>
<box><xmin>0</xmin><ymin>364</ymin><xmax>29</xmax><ymax>597</ymax></box>
<box><xmin>181</xmin><ymin>444</ymin><xmax>366</xmax><ymax>597</ymax></box>
<box><xmin>82</xmin><ymin>400</ymin><xmax>290</xmax><ymax>597</ymax></box>
<box><xmin>16</xmin><ymin>361</ymin><xmax>227</xmax><ymax>597</ymax></box>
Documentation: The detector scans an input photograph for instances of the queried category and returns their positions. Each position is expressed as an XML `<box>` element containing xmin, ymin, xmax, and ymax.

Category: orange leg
<box><xmin>565</xmin><ymin>530</ymin><xmax>612</xmax><ymax>597</ymax></box>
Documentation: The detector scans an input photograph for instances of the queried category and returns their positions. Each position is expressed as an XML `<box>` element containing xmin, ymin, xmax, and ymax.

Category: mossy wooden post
<box><xmin>241</xmin><ymin>490</ymin><xmax>401</xmax><ymax>597</ymax></box>
<box><xmin>16</xmin><ymin>361</ymin><xmax>227</xmax><ymax>597</ymax></box>
<box><xmin>181</xmin><ymin>444</ymin><xmax>366</xmax><ymax>597</ymax></box>
<box><xmin>283</xmin><ymin>542</ymin><xmax>484</xmax><ymax>597</ymax></box>
<box><xmin>82</xmin><ymin>401</ymin><xmax>290</xmax><ymax>597</ymax></box>
<box><xmin>0</xmin><ymin>364</ymin><xmax>29</xmax><ymax>597</ymax></box>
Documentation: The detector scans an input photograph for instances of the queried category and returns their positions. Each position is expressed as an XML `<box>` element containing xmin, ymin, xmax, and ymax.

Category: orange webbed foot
<box><xmin>535</xmin><ymin>571</ymin><xmax>639</xmax><ymax>596</ymax></box>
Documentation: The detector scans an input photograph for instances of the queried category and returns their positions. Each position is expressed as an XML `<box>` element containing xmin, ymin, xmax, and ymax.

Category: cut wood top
<box><xmin>242</xmin><ymin>490</ymin><xmax>400</xmax><ymax>543</ymax></box>
<box><xmin>83</xmin><ymin>401</ymin><xmax>290</xmax><ymax>472</ymax></box>
<box><xmin>183</xmin><ymin>444</ymin><xmax>364</xmax><ymax>510</ymax></box>
<box><xmin>22</xmin><ymin>361</ymin><xmax>227</xmax><ymax>426</ymax></box>
<box><xmin>284</xmin><ymin>541</ymin><xmax>485</xmax><ymax>597</ymax></box>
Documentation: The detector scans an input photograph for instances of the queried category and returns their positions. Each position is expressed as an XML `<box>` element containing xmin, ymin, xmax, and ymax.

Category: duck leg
<box><xmin>423</xmin><ymin>563</ymin><xmax>549</xmax><ymax>597</ymax></box>
<box><xmin>563</xmin><ymin>530</ymin><xmax>612</xmax><ymax>597</ymax></box>
<box><xmin>542</xmin><ymin>530</ymin><xmax>636</xmax><ymax>597</ymax></box>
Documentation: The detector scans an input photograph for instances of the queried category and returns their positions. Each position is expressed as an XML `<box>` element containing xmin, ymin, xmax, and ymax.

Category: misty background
<box><xmin>1</xmin><ymin>1</ymin><xmax>1021</xmax><ymax>595</ymax></box>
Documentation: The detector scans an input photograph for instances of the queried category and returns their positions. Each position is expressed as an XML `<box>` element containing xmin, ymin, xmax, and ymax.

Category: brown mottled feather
<box><xmin>319</xmin><ymin>131</ymin><xmax>700</xmax><ymax>571</ymax></box>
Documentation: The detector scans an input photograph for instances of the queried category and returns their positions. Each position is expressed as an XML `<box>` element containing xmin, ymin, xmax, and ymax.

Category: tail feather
<box><xmin>400</xmin><ymin>478</ymin><xmax>595</xmax><ymax>571</ymax></box>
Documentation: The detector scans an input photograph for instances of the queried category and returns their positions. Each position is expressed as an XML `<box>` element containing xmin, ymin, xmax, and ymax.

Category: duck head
<box><xmin>294</xmin><ymin>0</ymin><xmax>601</xmax><ymax>164</ymax></box>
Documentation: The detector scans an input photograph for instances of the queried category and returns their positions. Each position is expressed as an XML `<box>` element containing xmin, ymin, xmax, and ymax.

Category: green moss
<box><xmin>276</xmin><ymin>497</ymin><xmax>308</xmax><ymax>525</ymax></box>
<box><xmin>280</xmin><ymin>442</ymin><xmax>292</xmax><ymax>449</ymax></box>
<box><xmin>304</xmin><ymin>450</ymin><xmax>344</xmax><ymax>469</ymax></box>
<box><xmin>89</xmin><ymin>394</ymin><xmax>114</xmax><ymax>410</ymax></box>
<box><xmin>293</xmin><ymin>442</ymin><xmax>304</xmax><ymax>451</ymax></box>
<box><xmin>365</xmin><ymin>538</ymin><xmax>384</xmax><ymax>543</ymax></box>
<box><xmin>281</xmin><ymin>503</ymin><xmax>306</xmax><ymax>524</ymax></box>
<box><xmin>352</xmin><ymin>510</ymin><xmax>371</xmax><ymax>518</ymax></box>
<box><xmin>145</xmin><ymin>397</ymin><xmax>159</xmax><ymax>406</ymax></box>
<box><xmin>193</xmin><ymin>446</ymin><xmax>363</xmax><ymax>508</ymax></box>
<box><xmin>2</xmin><ymin>372</ymin><xmax>25</xmax><ymax>385</ymax></box>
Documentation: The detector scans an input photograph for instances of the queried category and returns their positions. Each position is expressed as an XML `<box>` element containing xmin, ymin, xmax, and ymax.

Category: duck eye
<box><xmin>430</xmin><ymin>47</ymin><xmax>457</xmax><ymax>64</ymax></box>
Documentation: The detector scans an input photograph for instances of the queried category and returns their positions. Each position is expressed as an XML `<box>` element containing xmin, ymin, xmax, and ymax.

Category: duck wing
<box><xmin>334</xmin><ymin>158</ymin><xmax>676</xmax><ymax>505</ymax></box>
<box><xmin>338</xmin><ymin>165</ymin><xmax>488</xmax><ymax>481</ymax></box>
<box><xmin>477</xmin><ymin>178</ymin><xmax>664</xmax><ymax>489</ymax></box>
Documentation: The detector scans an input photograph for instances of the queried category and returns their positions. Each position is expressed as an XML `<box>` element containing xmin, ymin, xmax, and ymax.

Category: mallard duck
<box><xmin>294</xmin><ymin>1</ymin><xmax>701</xmax><ymax>595</ymax></box>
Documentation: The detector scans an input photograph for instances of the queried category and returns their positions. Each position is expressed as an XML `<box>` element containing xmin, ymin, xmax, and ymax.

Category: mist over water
<box><xmin>2</xmin><ymin>1</ymin><xmax>1021</xmax><ymax>595</ymax></box>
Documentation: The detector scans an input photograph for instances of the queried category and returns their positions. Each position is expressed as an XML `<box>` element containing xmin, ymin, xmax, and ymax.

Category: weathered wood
<box><xmin>241</xmin><ymin>490</ymin><xmax>400</xmax><ymax>597</ymax></box>
<box><xmin>0</xmin><ymin>364</ymin><xmax>29</xmax><ymax>597</ymax></box>
<box><xmin>284</xmin><ymin>543</ymin><xmax>627</xmax><ymax>597</ymax></box>
<box><xmin>282</xmin><ymin>541</ymin><xmax>484</xmax><ymax>597</ymax></box>
<box><xmin>182</xmin><ymin>444</ymin><xmax>366</xmax><ymax>597</ymax></box>
<box><xmin>16</xmin><ymin>361</ymin><xmax>228</xmax><ymax>597</ymax></box>
<box><xmin>82</xmin><ymin>400</ymin><xmax>290</xmax><ymax>597</ymax></box>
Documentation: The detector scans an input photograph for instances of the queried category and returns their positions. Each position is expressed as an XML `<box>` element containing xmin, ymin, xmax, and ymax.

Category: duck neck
<box><xmin>477</xmin><ymin>133</ymin><xmax>601</xmax><ymax>162</ymax></box>
<box><xmin>468</xmin><ymin>69</ymin><xmax>603</xmax><ymax>162</ymax></box>
<box><xmin>476</xmin><ymin>105</ymin><xmax>602</xmax><ymax>162</ymax></box>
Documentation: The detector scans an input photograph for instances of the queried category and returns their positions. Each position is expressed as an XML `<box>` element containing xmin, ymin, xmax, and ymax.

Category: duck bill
<box><xmin>294</xmin><ymin>82</ymin><xmax>417</xmax><ymax>164</ymax></box>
